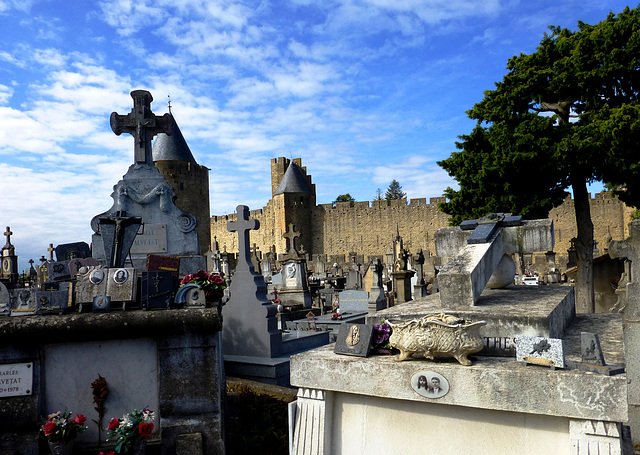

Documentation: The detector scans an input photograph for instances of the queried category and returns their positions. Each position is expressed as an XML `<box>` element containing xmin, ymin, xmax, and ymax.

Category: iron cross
<box><xmin>110</xmin><ymin>90</ymin><xmax>173</xmax><ymax>165</ymax></box>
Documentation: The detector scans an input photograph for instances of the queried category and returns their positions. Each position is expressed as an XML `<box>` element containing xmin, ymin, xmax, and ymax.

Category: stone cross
<box><xmin>435</xmin><ymin>216</ymin><xmax>554</xmax><ymax>307</ymax></box>
<box><xmin>227</xmin><ymin>205</ymin><xmax>259</xmax><ymax>273</ymax></box>
<box><xmin>3</xmin><ymin>226</ymin><xmax>12</xmax><ymax>248</ymax></box>
<box><xmin>283</xmin><ymin>223</ymin><xmax>300</xmax><ymax>257</ymax></box>
<box><xmin>39</xmin><ymin>256</ymin><xmax>46</xmax><ymax>264</ymax></box>
<box><xmin>110</xmin><ymin>90</ymin><xmax>173</xmax><ymax>165</ymax></box>
<box><xmin>48</xmin><ymin>243</ymin><xmax>55</xmax><ymax>261</ymax></box>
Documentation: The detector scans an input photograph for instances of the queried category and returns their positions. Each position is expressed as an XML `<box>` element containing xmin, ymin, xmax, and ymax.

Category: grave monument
<box><xmin>222</xmin><ymin>206</ymin><xmax>328</xmax><ymax>386</ymax></box>
<box><xmin>289</xmin><ymin>216</ymin><xmax>632</xmax><ymax>454</ymax></box>
<box><xmin>91</xmin><ymin>90</ymin><xmax>203</xmax><ymax>273</ymax></box>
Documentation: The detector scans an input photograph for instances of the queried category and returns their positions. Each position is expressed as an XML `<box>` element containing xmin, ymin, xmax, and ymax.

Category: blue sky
<box><xmin>0</xmin><ymin>0</ymin><xmax>632</xmax><ymax>271</ymax></box>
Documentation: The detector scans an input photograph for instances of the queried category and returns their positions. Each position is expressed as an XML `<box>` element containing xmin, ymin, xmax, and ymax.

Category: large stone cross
<box><xmin>227</xmin><ymin>205</ymin><xmax>260</xmax><ymax>272</ymax></box>
<box><xmin>3</xmin><ymin>226</ymin><xmax>12</xmax><ymax>248</ymax></box>
<box><xmin>283</xmin><ymin>223</ymin><xmax>300</xmax><ymax>257</ymax></box>
<box><xmin>48</xmin><ymin>243</ymin><xmax>55</xmax><ymax>261</ymax></box>
<box><xmin>110</xmin><ymin>90</ymin><xmax>173</xmax><ymax>165</ymax></box>
<box><xmin>435</xmin><ymin>215</ymin><xmax>554</xmax><ymax>307</ymax></box>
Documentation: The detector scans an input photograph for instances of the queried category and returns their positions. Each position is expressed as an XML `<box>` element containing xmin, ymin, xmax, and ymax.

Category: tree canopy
<box><xmin>385</xmin><ymin>180</ymin><xmax>406</xmax><ymax>201</ymax></box>
<box><xmin>437</xmin><ymin>6</ymin><xmax>640</xmax><ymax>313</ymax></box>
<box><xmin>334</xmin><ymin>193</ymin><xmax>355</xmax><ymax>203</ymax></box>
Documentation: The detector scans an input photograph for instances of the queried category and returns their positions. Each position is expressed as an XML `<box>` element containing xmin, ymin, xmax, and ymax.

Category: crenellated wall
<box><xmin>211</xmin><ymin>157</ymin><xmax>635</xmax><ymax>268</ymax></box>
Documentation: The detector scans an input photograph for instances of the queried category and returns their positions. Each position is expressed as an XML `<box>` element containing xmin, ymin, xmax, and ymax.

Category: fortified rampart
<box><xmin>211</xmin><ymin>157</ymin><xmax>635</xmax><ymax>269</ymax></box>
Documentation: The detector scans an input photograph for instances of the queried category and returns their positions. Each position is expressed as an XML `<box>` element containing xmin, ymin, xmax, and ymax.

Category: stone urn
<box><xmin>387</xmin><ymin>314</ymin><xmax>487</xmax><ymax>365</ymax></box>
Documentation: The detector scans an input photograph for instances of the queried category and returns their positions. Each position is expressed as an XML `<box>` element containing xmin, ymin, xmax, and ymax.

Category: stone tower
<box><xmin>270</xmin><ymin>158</ymin><xmax>316</xmax><ymax>257</ymax></box>
<box><xmin>153</xmin><ymin>114</ymin><xmax>211</xmax><ymax>255</ymax></box>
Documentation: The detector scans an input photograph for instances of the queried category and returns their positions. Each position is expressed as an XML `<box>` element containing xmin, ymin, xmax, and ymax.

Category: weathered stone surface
<box><xmin>367</xmin><ymin>286</ymin><xmax>576</xmax><ymax>356</ymax></box>
<box><xmin>0</xmin><ymin>309</ymin><xmax>221</xmax><ymax>343</ymax></box>
<box><xmin>291</xmin><ymin>340</ymin><xmax>628</xmax><ymax>422</ymax></box>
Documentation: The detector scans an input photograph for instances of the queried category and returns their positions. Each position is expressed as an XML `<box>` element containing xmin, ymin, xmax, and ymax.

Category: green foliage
<box><xmin>334</xmin><ymin>193</ymin><xmax>355</xmax><ymax>203</ymax></box>
<box><xmin>385</xmin><ymin>180</ymin><xmax>406</xmax><ymax>201</ymax></box>
<box><xmin>438</xmin><ymin>6</ymin><xmax>640</xmax><ymax>223</ymax></box>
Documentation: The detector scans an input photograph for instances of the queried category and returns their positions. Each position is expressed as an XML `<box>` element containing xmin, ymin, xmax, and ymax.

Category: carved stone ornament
<box><xmin>387</xmin><ymin>314</ymin><xmax>487</xmax><ymax>366</ymax></box>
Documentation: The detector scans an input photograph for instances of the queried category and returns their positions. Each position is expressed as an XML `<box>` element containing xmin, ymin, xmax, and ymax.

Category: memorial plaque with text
<box><xmin>130</xmin><ymin>224</ymin><xmax>167</xmax><ymax>254</ymax></box>
<box><xmin>0</xmin><ymin>362</ymin><xmax>33</xmax><ymax>397</ymax></box>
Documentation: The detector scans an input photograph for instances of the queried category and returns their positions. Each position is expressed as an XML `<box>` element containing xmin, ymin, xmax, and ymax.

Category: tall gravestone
<box><xmin>223</xmin><ymin>205</ymin><xmax>281</xmax><ymax>358</ymax></box>
<box><xmin>90</xmin><ymin>90</ymin><xmax>201</xmax><ymax>270</ymax></box>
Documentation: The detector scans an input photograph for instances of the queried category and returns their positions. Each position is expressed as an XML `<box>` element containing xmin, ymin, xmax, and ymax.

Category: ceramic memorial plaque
<box><xmin>411</xmin><ymin>371</ymin><xmax>450</xmax><ymax>399</ymax></box>
<box><xmin>92</xmin><ymin>295</ymin><xmax>111</xmax><ymax>313</ymax></box>
<box><xmin>10</xmin><ymin>289</ymin><xmax>36</xmax><ymax>316</ymax></box>
<box><xmin>76</xmin><ymin>266</ymin><xmax>108</xmax><ymax>311</ymax></box>
<box><xmin>106</xmin><ymin>268</ymin><xmax>137</xmax><ymax>305</ymax></box>
<box><xmin>334</xmin><ymin>323</ymin><xmax>374</xmax><ymax>357</ymax></box>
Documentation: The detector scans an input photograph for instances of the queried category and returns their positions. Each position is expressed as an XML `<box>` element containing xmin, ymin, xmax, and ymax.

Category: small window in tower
<box><xmin>180</xmin><ymin>183</ymin><xmax>184</xmax><ymax>191</ymax></box>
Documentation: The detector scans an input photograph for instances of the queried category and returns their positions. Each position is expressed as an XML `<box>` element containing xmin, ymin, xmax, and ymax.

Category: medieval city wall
<box><xmin>210</xmin><ymin>191</ymin><xmax>634</xmax><ymax>270</ymax></box>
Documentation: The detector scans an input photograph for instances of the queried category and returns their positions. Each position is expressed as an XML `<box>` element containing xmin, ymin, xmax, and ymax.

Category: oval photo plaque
<box><xmin>411</xmin><ymin>370</ymin><xmax>449</xmax><ymax>399</ymax></box>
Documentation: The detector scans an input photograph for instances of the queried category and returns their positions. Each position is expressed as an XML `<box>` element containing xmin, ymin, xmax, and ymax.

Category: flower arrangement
<box><xmin>180</xmin><ymin>270</ymin><xmax>226</xmax><ymax>299</ymax></box>
<box><xmin>106</xmin><ymin>408</ymin><xmax>155</xmax><ymax>453</ymax></box>
<box><xmin>41</xmin><ymin>410</ymin><xmax>87</xmax><ymax>444</ymax></box>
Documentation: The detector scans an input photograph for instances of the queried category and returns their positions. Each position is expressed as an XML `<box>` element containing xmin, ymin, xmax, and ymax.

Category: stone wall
<box><xmin>211</xmin><ymin>157</ymin><xmax>635</xmax><ymax>269</ymax></box>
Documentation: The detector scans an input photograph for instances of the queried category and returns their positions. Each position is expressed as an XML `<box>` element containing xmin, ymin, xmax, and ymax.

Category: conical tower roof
<box><xmin>152</xmin><ymin>114</ymin><xmax>197</xmax><ymax>163</ymax></box>
<box><xmin>274</xmin><ymin>161</ymin><xmax>313</xmax><ymax>195</ymax></box>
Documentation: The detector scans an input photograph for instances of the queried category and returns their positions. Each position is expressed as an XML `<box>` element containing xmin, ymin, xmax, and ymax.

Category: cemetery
<box><xmin>0</xmin><ymin>89</ymin><xmax>638</xmax><ymax>455</ymax></box>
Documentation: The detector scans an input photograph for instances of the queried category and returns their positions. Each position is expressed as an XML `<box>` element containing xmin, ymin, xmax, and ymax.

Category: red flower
<box><xmin>107</xmin><ymin>418</ymin><xmax>120</xmax><ymax>430</ymax></box>
<box><xmin>43</xmin><ymin>421</ymin><xmax>56</xmax><ymax>436</ymax></box>
<box><xmin>99</xmin><ymin>452</ymin><xmax>115</xmax><ymax>455</ymax></box>
<box><xmin>193</xmin><ymin>270</ymin><xmax>208</xmax><ymax>280</ymax></box>
<box><xmin>209</xmin><ymin>274</ymin><xmax>224</xmax><ymax>285</ymax></box>
<box><xmin>180</xmin><ymin>274</ymin><xmax>193</xmax><ymax>285</ymax></box>
<box><xmin>138</xmin><ymin>422</ymin><xmax>154</xmax><ymax>439</ymax></box>
<box><xmin>73</xmin><ymin>414</ymin><xmax>86</xmax><ymax>425</ymax></box>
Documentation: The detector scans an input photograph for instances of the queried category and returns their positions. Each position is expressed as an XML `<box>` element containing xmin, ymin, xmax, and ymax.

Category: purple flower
<box><xmin>373</xmin><ymin>323</ymin><xmax>391</xmax><ymax>345</ymax></box>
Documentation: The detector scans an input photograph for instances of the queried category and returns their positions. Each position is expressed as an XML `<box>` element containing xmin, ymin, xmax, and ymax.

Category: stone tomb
<box><xmin>0</xmin><ymin>309</ymin><xmax>225</xmax><ymax>455</ymax></box>
<box><xmin>288</xmin><ymin>217</ymin><xmax>633</xmax><ymax>454</ymax></box>
<box><xmin>222</xmin><ymin>206</ymin><xmax>329</xmax><ymax>386</ymax></box>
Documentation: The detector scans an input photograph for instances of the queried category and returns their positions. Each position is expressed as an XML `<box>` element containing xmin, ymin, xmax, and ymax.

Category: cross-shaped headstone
<box><xmin>435</xmin><ymin>215</ymin><xmax>553</xmax><ymax>307</ymax></box>
<box><xmin>39</xmin><ymin>256</ymin><xmax>46</xmax><ymax>264</ymax></box>
<box><xmin>48</xmin><ymin>243</ymin><xmax>55</xmax><ymax>261</ymax></box>
<box><xmin>283</xmin><ymin>223</ymin><xmax>300</xmax><ymax>257</ymax></box>
<box><xmin>3</xmin><ymin>226</ymin><xmax>12</xmax><ymax>248</ymax></box>
<box><xmin>110</xmin><ymin>90</ymin><xmax>173</xmax><ymax>165</ymax></box>
<box><xmin>227</xmin><ymin>205</ymin><xmax>260</xmax><ymax>272</ymax></box>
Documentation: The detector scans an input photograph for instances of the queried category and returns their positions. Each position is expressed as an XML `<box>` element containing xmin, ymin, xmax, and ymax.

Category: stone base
<box><xmin>278</xmin><ymin>290</ymin><xmax>312</xmax><ymax>308</ymax></box>
<box><xmin>290</xmin><ymin>313</ymin><xmax>628</xmax><ymax>454</ymax></box>
<box><xmin>224</xmin><ymin>331</ymin><xmax>329</xmax><ymax>387</ymax></box>
<box><xmin>367</xmin><ymin>285</ymin><xmax>576</xmax><ymax>356</ymax></box>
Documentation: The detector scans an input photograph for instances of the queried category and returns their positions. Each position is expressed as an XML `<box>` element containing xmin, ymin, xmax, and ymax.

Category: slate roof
<box><xmin>152</xmin><ymin>114</ymin><xmax>197</xmax><ymax>163</ymax></box>
<box><xmin>274</xmin><ymin>162</ymin><xmax>313</xmax><ymax>195</ymax></box>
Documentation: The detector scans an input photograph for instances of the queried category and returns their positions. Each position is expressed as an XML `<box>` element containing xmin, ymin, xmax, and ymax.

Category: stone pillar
<box><xmin>569</xmin><ymin>419</ymin><xmax>628</xmax><ymax>455</ymax></box>
<box><xmin>390</xmin><ymin>270</ymin><xmax>414</xmax><ymax>304</ymax></box>
<box><xmin>290</xmin><ymin>388</ymin><xmax>333</xmax><ymax>455</ymax></box>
